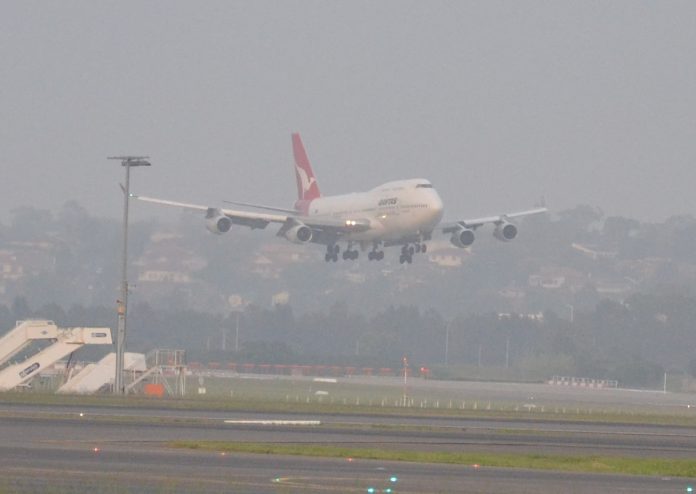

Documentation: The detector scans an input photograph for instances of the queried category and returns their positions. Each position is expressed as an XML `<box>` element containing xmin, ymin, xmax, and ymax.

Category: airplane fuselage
<box><xmin>303</xmin><ymin>179</ymin><xmax>444</xmax><ymax>243</ymax></box>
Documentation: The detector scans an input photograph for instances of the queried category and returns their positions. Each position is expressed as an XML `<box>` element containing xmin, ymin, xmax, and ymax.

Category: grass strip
<box><xmin>170</xmin><ymin>440</ymin><xmax>696</xmax><ymax>478</ymax></box>
<box><xmin>4</xmin><ymin>391</ymin><xmax>696</xmax><ymax>427</ymax></box>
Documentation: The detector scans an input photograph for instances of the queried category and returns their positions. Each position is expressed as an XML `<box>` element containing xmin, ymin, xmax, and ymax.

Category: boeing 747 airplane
<box><xmin>134</xmin><ymin>134</ymin><xmax>546</xmax><ymax>264</ymax></box>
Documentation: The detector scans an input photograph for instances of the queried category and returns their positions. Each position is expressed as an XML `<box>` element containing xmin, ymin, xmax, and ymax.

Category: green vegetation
<box><xmin>4</xmin><ymin>387</ymin><xmax>696</xmax><ymax>427</ymax></box>
<box><xmin>171</xmin><ymin>440</ymin><xmax>696</xmax><ymax>478</ymax></box>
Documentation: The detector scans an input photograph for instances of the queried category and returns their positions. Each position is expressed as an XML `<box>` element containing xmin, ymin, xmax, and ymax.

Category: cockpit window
<box><xmin>416</xmin><ymin>183</ymin><xmax>433</xmax><ymax>188</ymax></box>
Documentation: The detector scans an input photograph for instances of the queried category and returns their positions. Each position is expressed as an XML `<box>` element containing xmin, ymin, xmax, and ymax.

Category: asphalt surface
<box><xmin>1</xmin><ymin>402</ymin><xmax>696</xmax><ymax>493</ymax></box>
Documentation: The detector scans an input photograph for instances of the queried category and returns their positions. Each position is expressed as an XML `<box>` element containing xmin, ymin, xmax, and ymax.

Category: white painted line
<box><xmin>223</xmin><ymin>420</ymin><xmax>321</xmax><ymax>426</ymax></box>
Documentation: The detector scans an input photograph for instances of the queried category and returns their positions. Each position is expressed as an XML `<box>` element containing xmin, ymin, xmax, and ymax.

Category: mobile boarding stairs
<box><xmin>0</xmin><ymin>320</ymin><xmax>112</xmax><ymax>391</ymax></box>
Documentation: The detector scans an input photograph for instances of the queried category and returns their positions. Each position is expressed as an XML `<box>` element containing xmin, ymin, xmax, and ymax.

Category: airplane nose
<box><xmin>431</xmin><ymin>193</ymin><xmax>444</xmax><ymax>222</ymax></box>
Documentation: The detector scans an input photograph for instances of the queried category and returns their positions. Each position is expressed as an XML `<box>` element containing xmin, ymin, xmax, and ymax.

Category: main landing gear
<box><xmin>342</xmin><ymin>248</ymin><xmax>359</xmax><ymax>260</ymax></box>
<box><xmin>325</xmin><ymin>244</ymin><xmax>340</xmax><ymax>262</ymax></box>
<box><xmin>399</xmin><ymin>242</ymin><xmax>427</xmax><ymax>264</ymax></box>
<box><xmin>325</xmin><ymin>244</ymin><xmax>360</xmax><ymax>262</ymax></box>
<box><xmin>324</xmin><ymin>242</ymin><xmax>426</xmax><ymax>263</ymax></box>
<box><xmin>368</xmin><ymin>242</ymin><xmax>384</xmax><ymax>261</ymax></box>
<box><xmin>367</xmin><ymin>250</ymin><xmax>384</xmax><ymax>261</ymax></box>
<box><xmin>325</xmin><ymin>244</ymin><xmax>359</xmax><ymax>262</ymax></box>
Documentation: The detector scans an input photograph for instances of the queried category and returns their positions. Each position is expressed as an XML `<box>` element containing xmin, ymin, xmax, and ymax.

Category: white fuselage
<box><xmin>306</xmin><ymin>179</ymin><xmax>444</xmax><ymax>242</ymax></box>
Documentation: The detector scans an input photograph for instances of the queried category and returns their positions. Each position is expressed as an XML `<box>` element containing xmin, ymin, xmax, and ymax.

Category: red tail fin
<box><xmin>292</xmin><ymin>133</ymin><xmax>321</xmax><ymax>202</ymax></box>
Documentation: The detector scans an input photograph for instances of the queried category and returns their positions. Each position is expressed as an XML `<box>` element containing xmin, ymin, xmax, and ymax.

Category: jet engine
<box><xmin>493</xmin><ymin>221</ymin><xmax>518</xmax><ymax>242</ymax></box>
<box><xmin>450</xmin><ymin>227</ymin><xmax>475</xmax><ymax>248</ymax></box>
<box><xmin>206</xmin><ymin>215</ymin><xmax>232</xmax><ymax>234</ymax></box>
<box><xmin>284</xmin><ymin>223</ymin><xmax>313</xmax><ymax>244</ymax></box>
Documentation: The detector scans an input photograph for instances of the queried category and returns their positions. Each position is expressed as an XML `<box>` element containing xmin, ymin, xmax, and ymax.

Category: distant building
<box><xmin>571</xmin><ymin>243</ymin><xmax>618</xmax><ymax>260</ymax></box>
<box><xmin>0</xmin><ymin>250</ymin><xmax>23</xmax><ymax>281</ymax></box>
<box><xmin>134</xmin><ymin>231</ymin><xmax>207</xmax><ymax>286</ymax></box>
<box><xmin>426</xmin><ymin>241</ymin><xmax>470</xmax><ymax>267</ymax></box>
<box><xmin>528</xmin><ymin>266</ymin><xmax>585</xmax><ymax>291</ymax></box>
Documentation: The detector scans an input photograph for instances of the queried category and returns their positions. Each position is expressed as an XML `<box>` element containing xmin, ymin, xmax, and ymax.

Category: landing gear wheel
<box><xmin>421</xmin><ymin>243</ymin><xmax>427</xmax><ymax>253</ymax></box>
<box><xmin>326</xmin><ymin>244</ymin><xmax>340</xmax><ymax>262</ymax></box>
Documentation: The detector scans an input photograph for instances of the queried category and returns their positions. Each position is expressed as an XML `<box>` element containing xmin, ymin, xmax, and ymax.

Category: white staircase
<box><xmin>58</xmin><ymin>352</ymin><xmax>146</xmax><ymax>394</ymax></box>
<box><xmin>0</xmin><ymin>320</ymin><xmax>112</xmax><ymax>391</ymax></box>
<box><xmin>0</xmin><ymin>320</ymin><xmax>59</xmax><ymax>366</ymax></box>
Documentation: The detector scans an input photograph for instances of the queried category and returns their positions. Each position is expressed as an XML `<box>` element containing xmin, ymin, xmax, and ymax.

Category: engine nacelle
<box><xmin>284</xmin><ymin>223</ymin><xmax>313</xmax><ymax>244</ymax></box>
<box><xmin>494</xmin><ymin>221</ymin><xmax>518</xmax><ymax>242</ymax></box>
<box><xmin>450</xmin><ymin>227</ymin><xmax>475</xmax><ymax>248</ymax></box>
<box><xmin>206</xmin><ymin>215</ymin><xmax>232</xmax><ymax>234</ymax></box>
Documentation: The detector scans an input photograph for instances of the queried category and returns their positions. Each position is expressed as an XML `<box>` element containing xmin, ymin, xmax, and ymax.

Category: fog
<box><xmin>1</xmin><ymin>1</ymin><xmax>695</xmax><ymax>223</ymax></box>
<box><xmin>3</xmin><ymin>2</ymin><xmax>696</xmax><ymax>390</ymax></box>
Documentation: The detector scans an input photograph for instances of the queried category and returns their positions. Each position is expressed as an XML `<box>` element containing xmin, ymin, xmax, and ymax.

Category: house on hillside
<box><xmin>426</xmin><ymin>241</ymin><xmax>470</xmax><ymax>268</ymax></box>
<box><xmin>571</xmin><ymin>243</ymin><xmax>618</xmax><ymax>261</ymax></box>
<box><xmin>528</xmin><ymin>266</ymin><xmax>586</xmax><ymax>291</ymax></box>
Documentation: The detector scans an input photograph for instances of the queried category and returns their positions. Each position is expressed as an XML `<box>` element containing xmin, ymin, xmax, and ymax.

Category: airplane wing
<box><xmin>443</xmin><ymin>207</ymin><xmax>548</xmax><ymax>232</ymax></box>
<box><xmin>439</xmin><ymin>207</ymin><xmax>547</xmax><ymax>247</ymax></box>
<box><xmin>133</xmin><ymin>194</ymin><xmax>372</xmax><ymax>240</ymax></box>
<box><xmin>221</xmin><ymin>200</ymin><xmax>298</xmax><ymax>214</ymax></box>
<box><xmin>133</xmin><ymin>195</ymin><xmax>287</xmax><ymax>229</ymax></box>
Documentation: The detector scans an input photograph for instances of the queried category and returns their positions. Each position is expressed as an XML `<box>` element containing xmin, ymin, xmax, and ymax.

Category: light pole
<box><xmin>108</xmin><ymin>155</ymin><xmax>150</xmax><ymax>395</ymax></box>
<box><xmin>234</xmin><ymin>310</ymin><xmax>241</xmax><ymax>352</ymax></box>
<box><xmin>565</xmin><ymin>303</ymin><xmax>574</xmax><ymax>324</ymax></box>
<box><xmin>444</xmin><ymin>320</ymin><xmax>452</xmax><ymax>366</ymax></box>
<box><xmin>505</xmin><ymin>337</ymin><xmax>510</xmax><ymax>369</ymax></box>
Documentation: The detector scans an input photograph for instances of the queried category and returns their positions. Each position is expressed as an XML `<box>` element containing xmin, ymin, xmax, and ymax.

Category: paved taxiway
<box><xmin>1</xmin><ymin>403</ymin><xmax>695</xmax><ymax>493</ymax></box>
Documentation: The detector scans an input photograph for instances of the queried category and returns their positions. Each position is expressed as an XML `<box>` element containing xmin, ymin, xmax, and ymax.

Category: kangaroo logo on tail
<box><xmin>292</xmin><ymin>133</ymin><xmax>321</xmax><ymax>202</ymax></box>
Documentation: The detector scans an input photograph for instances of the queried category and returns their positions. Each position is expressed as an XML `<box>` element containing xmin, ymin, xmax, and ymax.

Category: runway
<box><xmin>2</xmin><ymin>446</ymin><xmax>688</xmax><ymax>493</ymax></box>
<box><xmin>1</xmin><ymin>402</ymin><xmax>695</xmax><ymax>493</ymax></box>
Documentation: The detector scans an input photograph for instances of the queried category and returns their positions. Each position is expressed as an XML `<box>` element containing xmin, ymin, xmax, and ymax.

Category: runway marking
<box><xmin>223</xmin><ymin>419</ymin><xmax>322</xmax><ymax>425</ymax></box>
<box><xmin>272</xmin><ymin>476</ymin><xmax>400</xmax><ymax>492</ymax></box>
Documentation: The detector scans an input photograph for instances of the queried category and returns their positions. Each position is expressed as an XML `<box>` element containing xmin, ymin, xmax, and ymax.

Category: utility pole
<box><xmin>108</xmin><ymin>156</ymin><xmax>150</xmax><ymax>395</ymax></box>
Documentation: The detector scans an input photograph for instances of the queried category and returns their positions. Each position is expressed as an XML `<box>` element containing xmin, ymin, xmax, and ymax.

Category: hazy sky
<box><xmin>1</xmin><ymin>1</ymin><xmax>695</xmax><ymax>224</ymax></box>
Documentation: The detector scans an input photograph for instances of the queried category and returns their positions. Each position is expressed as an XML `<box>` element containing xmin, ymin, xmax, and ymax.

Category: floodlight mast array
<box><xmin>108</xmin><ymin>156</ymin><xmax>151</xmax><ymax>395</ymax></box>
